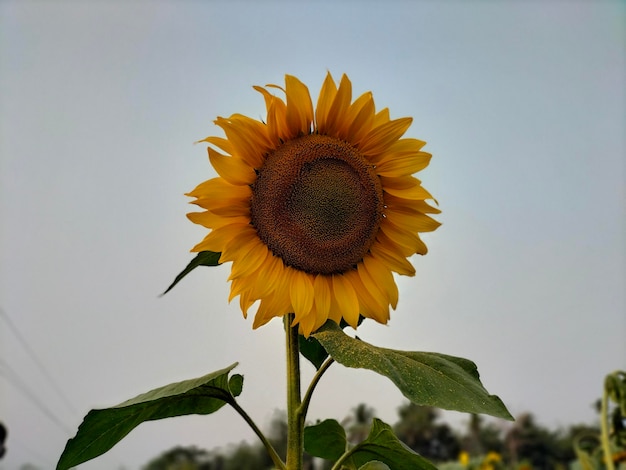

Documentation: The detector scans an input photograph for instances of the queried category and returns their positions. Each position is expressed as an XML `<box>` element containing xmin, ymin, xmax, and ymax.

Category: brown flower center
<box><xmin>251</xmin><ymin>134</ymin><xmax>383</xmax><ymax>275</ymax></box>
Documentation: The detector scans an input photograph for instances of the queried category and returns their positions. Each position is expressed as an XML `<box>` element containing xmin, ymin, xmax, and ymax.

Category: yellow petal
<box><xmin>220</xmin><ymin>227</ymin><xmax>258</xmax><ymax>262</ymax></box>
<box><xmin>362</xmin><ymin>255</ymin><xmax>398</xmax><ymax>309</ymax></box>
<box><xmin>202</xmin><ymin>198</ymin><xmax>250</xmax><ymax>217</ymax></box>
<box><xmin>185</xmin><ymin>177</ymin><xmax>219</xmax><ymax>199</ymax></box>
<box><xmin>345</xmin><ymin>269</ymin><xmax>389</xmax><ymax>324</ymax></box>
<box><xmin>253</xmin><ymin>270</ymin><xmax>292</xmax><ymax>329</ymax></box>
<box><xmin>325</xmin><ymin>74</ymin><xmax>352</xmax><ymax>137</ymax></box>
<box><xmin>313</xmin><ymin>274</ymin><xmax>331</xmax><ymax>326</ymax></box>
<box><xmin>298</xmin><ymin>312</ymin><xmax>317</xmax><ymax>338</ymax></box>
<box><xmin>385</xmin><ymin>208</ymin><xmax>441</xmax><ymax>233</ymax></box>
<box><xmin>382</xmin><ymin>177</ymin><xmax>434</xmax><ymax>201</ymax></box>
<box><xmin>379</xmin><ymin>219</ymin><xmax>422</xmax><ymax>256</ymax></box>
<box><xmin>374</xmin><ymin>229</ymin><xmax>414</xmax><ymax>258</ymax></box>
<box><xmin>228</xmin><ymin>278</ymin><xmax>246</xmax><ymax>305</ymax></box>
<box><xmin>357</xmin><ymin>258</ymin><xmax>391</xmax><ymax>307</ymax></box>
<box><xmin>229</xmin><ymin>276</ymin><xmax>256</xmax><ymax>305</ymax></box>
<box><xmin>346</xmin><ymin>93</ymin><xmax>376</xmax><ymax>145</ymax></box>
<box><xmin>188</xmin><ymin>196</ymin><xmax>250</xmax><ymax>215</ymax></box>
<box><xmin>253</xmin><ymin>296</ymin><xmax>279</xmax><ymax>329</ymax></box>
<box><xmin>315</xmin><ymin>72</ymin><xmax>338</xmax><ymax>133</ymax></box>
<box><xmin>370</xmin><ymin>138</ymin><xmax>427</xmax><ymax>167</ymax></box>
<box><xmin>384</xmin><ymin>194</ymin><xmax>441</xmax><ymax>215</ymax></box>
<box><xmin>259</xmin><ymin>254</ymin><xmax>287</xmax><ymax>297</ymax></box>
<box><xmin>208</xmin><ymin>147</ymin><xmax>256</xmax><ymax>186</ymax></box>
<box><xmin>255</xmin><ymin>85</ymin><xmax>290</xmax><ymax>144</ymax></box>
<box><xmin>239</xmin><ymin>290</ymin><xmax>257</xmax><ymax>318</ymax></box>
<box><xmin>326</xmin><ymin>275</ymin><xmax>347</xmax><ymax>325</ymax></box>
<box><xmin>370</xmin><ymin>242</ymin><xmax>416</xmax><ymax>276</ymax></box>
<box><xmin>285</xmin><ymin>75</ymin><xmax>314</xmax><ymax>137</ymax></box>
<box><xmin>197</xmin><ymin>136</ymin><xmax>234</xmax><ymax>155</ymax></box>
<box><xmin>373</xmin><ymin>108</ymin><xmax>390</xmax><ymax>127</ymax></box>
<box><xmin>375</xmin><ymin>150</ymin><xmax>431</xmax><ymax>177</ymax></box>
<box><xmin>215</xmin><ymin>115</ymin><xmax>271</xmax><ymax>169</ymax></box>
<box><xmin>254</xmin><ymin>85</ymin><xmax>276</xmax><ymax>111</ymax></box>
<box><xmin>415</xmin><ymin>234</ymin><xmax>429</xmax><ymax>255</ymax></box>
<box><xmin>290</xmin><ymin>269</ymin><xmax>314</xmax><ymax>324</ymax></box>
<box><xmin>338</xmin><ymin>91</ymin><xmax>373</xmax><ymax>140</ymax></box>
<box><xmin>227</xmin><ymin>239</ymin><xmax>269</xmax><ymax>281</ymax></box>
<box><xmin>359</xmin><ymin>117</ymin><xmax>413</xmax><ymax>156</ymax></box>
<box><xmin>190</xmin><ymin>222</ymin><xmax>249</xmax><ymax>253</ymax></box>
<box><xmin>332</xmin><ymin>274</ymin><xmax>360</xmax><ymax>328</ymax></box>
<box><xmin>268</xmin><ymin>97</ymin><xmax>288</xmax><ymax>144</ymax></box>
<box><xmin>186</xmin><ymin>177</ymin><xmax>251</xmax><ymax>202</ymax></box>
<box><xmin>186</xmin><ymin>210</ymin><xmax>248</xmax><ymax>229</ymax></box>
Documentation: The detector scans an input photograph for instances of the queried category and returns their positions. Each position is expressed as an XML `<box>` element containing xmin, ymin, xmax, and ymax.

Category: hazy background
<box><xmin>1</xmin><ymin>1</ymin><xmax>624</xmax><ymax>468</ymax></box>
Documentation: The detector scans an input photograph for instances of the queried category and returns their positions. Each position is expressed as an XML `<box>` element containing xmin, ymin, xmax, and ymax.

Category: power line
<box><xmin>3</xmin><ymin>431</ymin><xmax>56</xmax><ymax>469</ymax></box>
<box><xmin>0</xmin><ymin>306</ymin><xmax>77</xmax><ymax>413</ymax></box>
<box><xmin>0</xmin><ymin>308</ymin><xmax>127</xmax><ymax>469</ymax></box>
<box><xmin>0</xmin><ymin>358</ymin><xmax>74</xmax><ymax>436</ymax></box>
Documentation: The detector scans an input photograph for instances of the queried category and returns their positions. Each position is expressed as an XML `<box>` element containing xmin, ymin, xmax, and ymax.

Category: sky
<box><xmin>1</xmin><ymin>0</ymin><xmax>624</xmax><ymax>468</ymax></box>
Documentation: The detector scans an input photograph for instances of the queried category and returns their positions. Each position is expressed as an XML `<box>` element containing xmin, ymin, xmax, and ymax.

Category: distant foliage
<box><xmin>143</xmin><ymin>404</ymin><xmax>602</xmax><ymax>470</ymax></box>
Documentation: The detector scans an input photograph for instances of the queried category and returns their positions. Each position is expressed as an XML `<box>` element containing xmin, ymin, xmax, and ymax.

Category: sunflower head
<box><xmin>187</xmin><ymin>73</ymin><xmax>440</xmax><ymax>337</ymax></box>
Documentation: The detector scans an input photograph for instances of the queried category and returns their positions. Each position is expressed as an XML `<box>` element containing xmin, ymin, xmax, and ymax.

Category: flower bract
<box><xmin>187</xmin><ymin>73</ymin><xmax>440</xmax><ymax>336</ymax></box>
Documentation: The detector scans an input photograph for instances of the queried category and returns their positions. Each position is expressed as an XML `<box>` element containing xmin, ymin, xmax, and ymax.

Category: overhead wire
<box><xmin>0</xmin><ymin>307</ymin><xmax>127</xmax><ymax>468</ymax></box>
<box><xmin>0</xmin><ymin>358</ymin><xmax>74</xmax><ymax>436</ymax></box>
<box><xmin>2</xmin><ymin>432</ymin><xmax>57</xmax><ymax>469</ymax></box>
<box><xmin>0</xmin><ymin>306</ymin><xmax>77</xmax><ymax>413</ymax></box>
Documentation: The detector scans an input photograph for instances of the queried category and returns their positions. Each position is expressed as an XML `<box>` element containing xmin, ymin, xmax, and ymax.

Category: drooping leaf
<box><xmin>313</xmin><ymin>321</ymin><xmax>513</xmax><ymax>420</ymax></box>
<box><xmin>161</xmin><ymin>251</ymin><xmax>221</xmax><ymax>295</ymax></box>
<box><xmin>228</xmin><ymin>373</ymin><xmax>244</xmax><ymax>397</ymax></box>
<box><xmin>57</xmin><ymin>364</ymin><xmax>240</xmax><ymax>470</ymax></box>
<box><xmin>347</xmin><ymin>418</ymin><xmax>436</xmax><ymax>470</ymax></box>
<box><xmin>358</xmin><ymin>461</ymin><xmax>391</xmax><ymax>470</ymax></box>
<box><xmin>605</xmin><ymin>370</ymin><xmax>626</xmax><ymax>415</ymax></box>
<box><xmin>304</xmin><ymin>419</ymin><xmax>346</xmax><ymax>460</ymax></box>
<box><xmin>299</xmin><ymin>318</ymin><xmax>364</xmax><ymax>370</ymax></box>
<box><xmin>299</xmin><ymin>335</ymin><xmax>328</xmax><ymax>370</ymax></box>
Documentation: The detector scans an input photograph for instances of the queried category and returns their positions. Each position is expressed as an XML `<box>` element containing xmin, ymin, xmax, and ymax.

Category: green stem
<box><xmin>299</xmin><ymin>357</ymin><xmax>334</xmax><ymax>421</ymax></box>
<box><xmin>285</xmin><ymin>314</ymin><xmax>303</xmax><ymax>470</ymax></box>
<box><xmin>330</xmin><ymin>444</ymin><xmax>360</xmax><ymax>470</ymax></box>
<box><xmin>601</xmin><ymin>382</ymin><xmax>615</xmax><ymax>470</ymax></box>
<box><xmin>229</xmin><ymin>399</ymin><xmax>286</xmax><ymax>470</ymax></box>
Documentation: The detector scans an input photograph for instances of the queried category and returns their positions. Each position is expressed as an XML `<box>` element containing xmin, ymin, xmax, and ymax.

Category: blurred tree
<box><xmin>222</xmin><ymin>442</ymin><xmax>265</xmax><ymax>470</ymax></box>
<box><xmin>142</xmin><ymin>406</ymin><xmax>607</xmax><ymax>469</ymax></box>
<box><xmin>343</xmin><ymin>403</ymin><xmax>376</xmax><ymax>444</ymax></box>
<box><xmin>461</xmin><ymin>414</ymin><xmax>504</xmax><ymax>456</ymax></box>
<box><xmin>143</xmin><ymin>446</ymin><xmax>213</xmax><ymax>470</ymax></box>
<box><xmin>141</xmin><ymin>411</ymin><xmax>316</xmax><ymax>470</ymax></box>
<box><xmin>505</xmin><ymin>413</ymin><xmax>568</xmax><ymax>469</ymax></box>
<box><xmin>393</xmin><ymin>403</ymin><xmax>461</xmax><ymax>462</ymax></box>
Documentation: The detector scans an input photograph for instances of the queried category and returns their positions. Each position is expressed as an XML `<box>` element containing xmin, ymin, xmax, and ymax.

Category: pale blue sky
<box><xmin>1</xmin><ymin>1</ymin><xmax>624</xmax><ymax>469</ymax></box>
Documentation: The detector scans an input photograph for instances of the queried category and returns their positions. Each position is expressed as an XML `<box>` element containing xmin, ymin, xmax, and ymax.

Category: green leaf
<box><xmin>347</xmin><ymin>418</ymin><xmax>436</xmax><ymax>470</ymax></box>
<box><xmin>358</xmin><ymin>461</ymin><xmax>391</xmax><ymax>470</ymax></box>
<box><xmin>313</xmin><ymin>321</ymin><xmax>513</xmax><ymax>420</ymax></box>
<box><xmin>299</xmin><ymin>335</ymin><xmax>329</xmax><ymax>370</ymax></box>
<box><xmin>57</xmin><ymin>364</ymin><xmax>240</xmax><ymax>470</ymax></box>
<box><xmin>304</xmin><ymin>419</ymin><xmax>346</xmax><ymax>460</ymax></box>
<box><xmin>299</xmin><ymin>319</ymin><xmax>365</xmax><ymax>370</ymax></box>
<box><xmin>228</xmin><ymin>373</ymin><xmax>244</xmax><ymax>397</ymax></box>
<box><xmin>161</xmin><ymin>251</ymin><xmax>221</xmax><ymax>295</ymax></box>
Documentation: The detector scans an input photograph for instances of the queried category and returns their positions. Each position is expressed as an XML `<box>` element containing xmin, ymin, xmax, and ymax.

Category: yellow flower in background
<box><xmin>459</xmin><ymin>451</ymin><xmax>470</xmax><ymax>467</ymax></box>
<box><xmin>187</xmin><ymin>73</ymin><xmax>440</xmax><ymax>336</ymax></box>
<box><xmin>480</xmin><ymin>451</ymin><xmax>503</xmax><ymax>470</ymax></box>
<box><xmin>484</xmin><ymin>451</ymin><xmax>502</xmax><ymax>463</ymax></box>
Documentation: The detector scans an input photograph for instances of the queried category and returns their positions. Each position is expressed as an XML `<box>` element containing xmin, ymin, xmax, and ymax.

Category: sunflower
<box><xmin>187</xmin><ymin>73</ymin><xmax>440</xmax><ymax>337</ymax></box>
